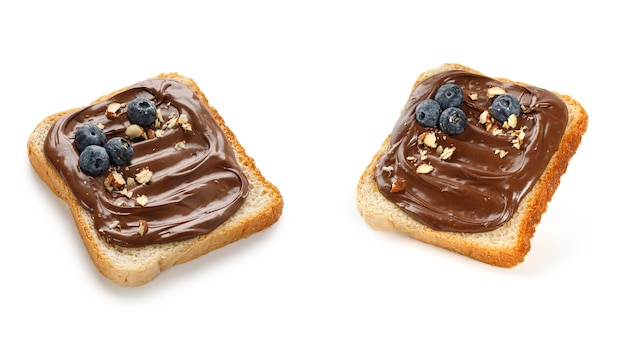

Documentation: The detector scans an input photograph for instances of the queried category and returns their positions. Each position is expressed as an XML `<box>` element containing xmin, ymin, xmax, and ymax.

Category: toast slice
<box><xmin>28</xmin><ymin>73</ymin><xmax>283</xmax><ymax>286</ymax></box>
<box><xmin>356</xmin><ymin>63</ymin><xmax>587</xmax><ymax>267</ymax></box>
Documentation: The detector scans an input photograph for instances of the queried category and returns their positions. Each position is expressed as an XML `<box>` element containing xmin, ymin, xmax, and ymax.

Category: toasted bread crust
<box><xmin>356</xmin><ymin>63</ymin><xmax>588</xmax><ymax>267</ymax></box>
<box><xmin>28</xmin><ymin>73</ymin><xmax>283</xmax><ymax>286</ymax></box>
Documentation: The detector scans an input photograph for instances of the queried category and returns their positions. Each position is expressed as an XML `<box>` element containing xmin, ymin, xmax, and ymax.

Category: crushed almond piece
<box><xmin>136</xmin><ymin>194</ymin><xmax>148</xmax><ymax>206</ymax></box>
<box><xmin>495</xmin><ymin>149</ymin><xmax>508</xmax><ymax>158</ymax></box>
<box><xmin>491</xmin><ymin>127</ymin><xmax>504</xmax><ymax>136</ymax></box>
<box><xmin>105</xmin><ymin>170</ymin><xmax>126</xmax><ymax>191</ymax></box>
<box><xmin>487</xmin><ymin>86</ymin><xmax>506</xmax><ymax>99</ymax></box>
<box><xmin>155</xmin><ymin>129</ymin><xmax>165</xmax><ymax>138</ymax></box>
<box><xmin>381</xmin><ymin>165</ymin><xmax>394</xmax><ymax>173</ymax></box>
<box><xmin>108</xmin><ymin>220</ymin><xmax>120</xmax><ymax>229</ymax></box>
<box><xmin>118</xmin><ymin>188</ymin><xmax>133</xmax><ymax>199</ymax></box>
<box><xmin>135</xmin><ymin>168</ymin><xmax>153</xmax><ymax>185</ymax></box>
<box><xmin>155</xmin><ymin>108</ymin><xmax>163</xmax><ymax>126</ymax></box>
<box><xmin>106</xmin><ymin>102</ymin><xmax>122</xmax><ymax>119</ymax></box>
<box><xmin>137</xmin><ymin>220</ymin><xmax>148</xmax><ymax>236</ymax></box>
<box><xmin>479</xmin><ymin>110</ymin><xmax>489</xmax><ymax>124</ymax></box>
<box><xmin>125</xmin><ymin>124</ymin><xmax>144</xmax><ymax>139</ymax></box>
<box><xmin>165</xmin><ymin>115</ymin><xmax>178</xmax><ymax>129</ymax></box>
<box><xmin>417</xmin><ymin>132</ymin><xmax>428</xmax><ymax>145</ymax></box>
<box><xmin>416</xmin><ymin>163</ymin><xmax>434</xmax><ymax>174</ymax></box>
<box><xmin>177</xmin><ymin>114</ymin><xmax>189</xmax><ymax>125</ymax></box>
<box><xmin>390</xmin><ymin>178</ymin><xmax>406</xmax><ymax>193</ymax></box>
<box><xmin>440</xmin><ymin>146</ymin><xmax>456</xmax><ymax>160</ymax></box>
<box><xmin>423</xmin><ymin>132</ymin><xmax>437</xmax><ymax>148</ymax></box>
<box><xmin>469</xmin><ymin>92</ymin><xmax>478</xmax><ymax>101</ymax></box>
<box><xmin>174</xmin><ymin>141</ymin><xmax>186</xmax><ymax>150</ymax></box>
<box><xmin>507</xmin><ymin>114</ymin><xmax>518</xmax><ymax>129</ymax></box>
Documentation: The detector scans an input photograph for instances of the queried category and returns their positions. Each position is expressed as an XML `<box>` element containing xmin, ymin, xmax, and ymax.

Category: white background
<box><xmin>3</xmin><ymin>1</ymin><xmax>623</xmax><ymax>351</ymax></box>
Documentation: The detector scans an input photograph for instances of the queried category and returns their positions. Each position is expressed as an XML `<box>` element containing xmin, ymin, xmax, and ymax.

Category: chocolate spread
<box><xmin>375</xmin><ymin>70</ymin><xmax>568</xmax><ymax>232</ymax></box>
<box><xmin>44</xmin><ymin>78</ymin><xmax>249</xmax><ymax>247</ymax></box>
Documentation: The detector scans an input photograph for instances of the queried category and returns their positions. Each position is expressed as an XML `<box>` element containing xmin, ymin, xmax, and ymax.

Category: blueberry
<box><xmin>415</xmin><ymin>99</ymin><xmax>442</xmax><ymax>127</ymax></box>
<box><xmin>75</xmin><ymin>124</ymin><xmax>106</xmax><ymax>152</ymax></box>
<box><xmin>127</xmin><ymin>98</ymin><xmax>156</xmax><ymax>127</ymax></box>
<box><xmin>439</xmin><ymin>107</ymin><xmax>467</xmax><ymax>136</ymax></box>
<box><xmin>79</xmin><ymin>145</ymin><xmax>109</xmax><ymax>175</ymax></box>
<box><xmin>491</xmin><ymin>94</ymin><xmax>521</xmax><ymax>123</ymax></box>
<box><xmin>434</xmin><ymin>84</ymin><xmax>464</xmax><ymax>110</ymax></box>
<box><xmin>105</xmin><ymin>137</ymin><xmax>134</xmax><ymax>167</ymax></box>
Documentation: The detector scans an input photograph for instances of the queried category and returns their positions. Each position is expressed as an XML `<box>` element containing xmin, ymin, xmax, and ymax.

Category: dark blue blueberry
<box><xmin>491</xmin><ymin>94</ymin><xmax>521</xmax><ymax>123</ymax></box>
<box><xmin>434</xmin><ymin>84</ymin><xmax>464</xmax><ymax>110</ymax></box>
<box><xmin>415</xmin><ymin>99</ymin><xmax>442</xmax><ymax>127</ymax></box>
<box><xmin>79</xmin><ymin>145</ymin><xmax>109</xmax><ymax>175</ymax></box>
<box><xmin>105</xmin><ymin>137</ymin><xmax>134</xmax><ymax>167</ymax></box>
<box><xmin>438</xmin><ymin>107</ymin><xmax>467</xmax><ymax>136</ymax></box>
<box><xmin>75</xmin><ymin>124</ymin><xmax>106</xmax><ymax>152</ymax></box>
<box><xmin>127</xmin><ymin>98</ymin><xmax>156</xmax><ymax>127</ymax></box>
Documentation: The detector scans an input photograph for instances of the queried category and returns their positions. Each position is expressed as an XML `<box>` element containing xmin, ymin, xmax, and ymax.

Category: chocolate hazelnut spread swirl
<box><xmin>44</xmin><ymin>78</ymin><xmax>249</xmax><ymax>247</ymax></box>
<box><xmin>376</xmin><ymin>70</ymin><xmax>568</xmax><ymax>232</ymax></box>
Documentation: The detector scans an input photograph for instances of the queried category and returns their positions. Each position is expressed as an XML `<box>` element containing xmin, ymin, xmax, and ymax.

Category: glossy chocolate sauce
<box><xmin>375</xmin><ymin>70</ymin><xmax>568</xmax><ymax>232</ymax></box>
<box><xmin>44</xmin><ymin>78</ymin><xmax>249</xmax><ymax>247</ymax></box>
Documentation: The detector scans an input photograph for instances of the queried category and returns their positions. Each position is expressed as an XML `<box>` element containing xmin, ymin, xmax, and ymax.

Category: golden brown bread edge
<box><xmin>356</xmin><ymin>63</ymin><xmax>588</xmax><ymax>268</ymax></box>
<box><xmin>27</xmin><ymin>73</ymin><xmax>284</xmax><ymax>286</ymax></box>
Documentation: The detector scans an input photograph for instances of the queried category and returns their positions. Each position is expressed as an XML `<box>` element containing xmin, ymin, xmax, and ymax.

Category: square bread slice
<box><xmin>356</xmin><ymin>63</ymin><xmax>588</xmax><ymax>267</ymax></box>
<box><xmin>28</xmin><ymin>73</ymin><xmax>283</xmax><ymax>286</ymax></box>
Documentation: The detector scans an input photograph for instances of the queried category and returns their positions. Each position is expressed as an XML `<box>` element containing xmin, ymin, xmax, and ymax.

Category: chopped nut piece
<box><xmin>155</xmin><ymin>108</ymin><xmax>163</xmax><ymax>125</ymax></box>
<box><xmin>417</xmin><ymin>132</ymin><xmax>428</xmax><ymax>145</ymax></box>
<box><xmin>174</xmin><ymin>141</ymin><xmax>186</xmax><ymax>150</ymax></box>
<box><xmin>423</xmin><ymin>132</ymin><xmax>437</xmax><ymax>148</ymax></box>
<box><xmin>491</xmin><ymin>127</ymin><xmax>504</xmax><ymax>136</ymax></box>
<box><xmin>181</xmin><ymin>123</ymin><xmax>193</xmax><ymax>132</ymax></box>
<box><xmin>165</xmin><ymin>115</ymin><xmax>178</xmax><ymax>129</ymax></box>
<box><xmin>135</xmin><ymin>167</ymin><xmax>153</xmax><ymax>185</ymax></box>
<box><xmin>106</xmin><ymin>102</ymin><xmax>122</xmax><ymax>119</ymax></box>
<box><xmin>137</xmin><ymin>220</ymin><xmax>148</xmax><ymax>236</ymax></box>
<box><xmin>440</xmin><ymin>146</ymin><xmax>456</xmax><ymax>160</ymax></box>
<box><xmin>416</xmin><ymin>163</ymin><xmax>434</xmax><ymax>174</ymax></box>
<box><xmin>155</xmin><ymin>129</ymin><xmax>165</xmax><ymax>138</ymax></box>
<box><xmin>118</xmin><ymin>188</ymin><xmax>133</xmax><ymax>199</ymax></box>
<box><xmin>136</xmin><ymin>194</ymin><xmax>148</xmax><ymax>206</ymax></box>
<box><xmin>469</xmin><ymin>92</ymin><xmax>478</xmax><ymax>101</ymax></box>
<box><xmin>125</xmin><ymin>124</ymin><xmax>144</xmax><ymax>139</ymax></box>
<box><xmin>177</xmin><ymin>114</ymin><xmax>189</xmax><ymax>125</ymax></box>
<box><xmin>479</xmin><ymin>110</ymin><xmax>489</xmax><ymax>124</ymax></box>
<box><xmin>511</xmin><ymin>129</ymin><xmax>525</xmax><ymax>149</ymax></box>
<box><xmin>487</xmin><ymin>86</ymin><xmax>506</xmax><ymax>99</ymax></box>
<box><xmin>382</xmin><ymin>165</ymin><xmax>394</xmax><ymax>173</ymax></box>
<box><xmin>146</xmin><ymin>129</ymin><xmax>156</xmax><ymax>139</ymax></box>
<box><xmin>495</xmin><ymin>149</ymin><xmax>508</xmax><ymax>158</ymax></box>
<box><xmin>105</xmin><ymin>170</ymin><xmax>126</xmax><ymax>191</ymax></box>
<box><xmin>108</xmin><ymin>220</ymin><xmax>120</xmax><ymax>229</ymax></box>
<box><xmin>390</xmin><ymin>178</ymin><xmax>406</xmax><ymax>193</ymax></box>
<box><xmin>507</xmin><ymin>114</ymin><xmax>518</xmax><ymax>129</ymax></box>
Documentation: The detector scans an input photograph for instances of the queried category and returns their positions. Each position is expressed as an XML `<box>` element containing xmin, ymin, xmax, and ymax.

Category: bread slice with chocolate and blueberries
<box><xmin>28</xmin><ymin>73</ymin><xmax>283</xmax><ymax>286</ymax></box>
<box><xmin>356</xmin><ymin>63</ymin><xmax>588</xmax><ymax>268</ymax></box>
